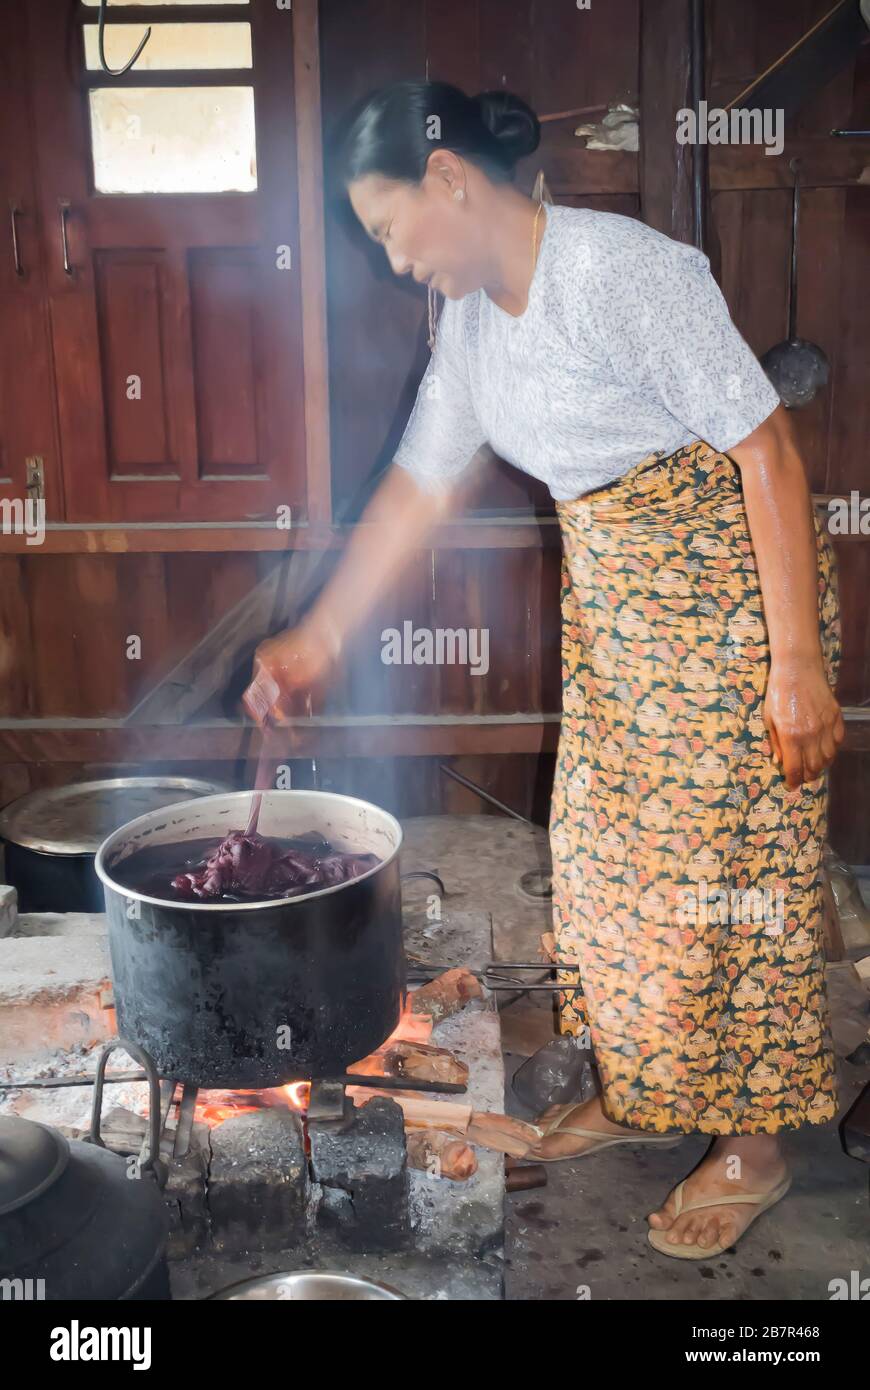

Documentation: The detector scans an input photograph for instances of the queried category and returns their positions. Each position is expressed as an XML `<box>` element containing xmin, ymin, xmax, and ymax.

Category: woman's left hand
<box><xmin>764</xmin><ymin>658</ymin><xmax>845</xmax><ymax>789</ymax></box>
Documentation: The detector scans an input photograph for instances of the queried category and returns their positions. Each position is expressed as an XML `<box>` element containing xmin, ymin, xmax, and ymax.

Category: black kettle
<box><xmin>0</xmin><ymin>1051</ymin><xmax>170</xmax><ymax>1300</ymax></box>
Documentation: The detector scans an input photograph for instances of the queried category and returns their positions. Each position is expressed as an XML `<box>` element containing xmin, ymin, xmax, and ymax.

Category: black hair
<box><xmin>333</xmin><ymin>79</ymin><xmax>541</xmax><ymax>189</ymax></box>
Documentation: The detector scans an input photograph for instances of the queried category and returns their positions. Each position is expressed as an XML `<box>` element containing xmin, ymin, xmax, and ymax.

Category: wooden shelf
<box><xmin>0</xmin><ymin>516</ymin><xmax>563</xmax><ymax>554</ymax></box>
<box><xmin>2</xmin><ymin>708</ymin><xmax>869</xmax><ymax>764</ymax></box>
<box><xmin>2</xmin><ymin>498</ymin><xmax>861</xmax><ymax>554</ymax></box>
<box><xmin>0</xmin><ymin>714</ymin><xmax>562</xmax><ymax>763</ymax></box>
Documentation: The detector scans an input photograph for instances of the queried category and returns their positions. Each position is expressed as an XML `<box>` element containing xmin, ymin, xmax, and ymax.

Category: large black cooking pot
<box><xmin>94</xmin><ymin>791</ymin><xmax>405</xmax><ymax>1088</ymax></box>
<box><xmin>0</xmin><ymin>776</ymin><xmax>229</xmax><ymax>913</ymax></box>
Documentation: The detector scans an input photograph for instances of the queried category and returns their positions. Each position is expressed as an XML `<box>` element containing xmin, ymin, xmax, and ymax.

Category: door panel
<box><xmin>190</xmin><ymin>248</ymin><xmax>261</xmax><ymax>477</ymax></box>
<box><xmin>0</xmin><ymin>0</ymin><xmax>62</xmax><ymax>524</ymax></box>
<box><xmin>27</xmin><ymin>0</ymin><xmax>306</xmax><ymax>524</ymax></box>
<box><xmin>95</xmin><ymin>251</ymin><xmax>174</xmax><ymax>475</ymax></box>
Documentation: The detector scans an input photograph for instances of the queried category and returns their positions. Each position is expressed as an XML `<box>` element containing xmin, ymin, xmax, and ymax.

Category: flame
<box><xmin>175</xmin><ymin>997</ymin><xmax>425</xmax><ymax>1129</ymax></box>
<box><xmin>192</xmin><ymin>1080</ymin><xmax>310</xmax><ymax>1128</ymax></box>
<box><xmin>283</xmin><ymin>1080</ymin><xmax>311</xmax><ymax>1111</ymax></box>
<box><xmin>196</xmin><ymin>1100</ymin><xmax>259</xmax><ymax>1125</ymax></box>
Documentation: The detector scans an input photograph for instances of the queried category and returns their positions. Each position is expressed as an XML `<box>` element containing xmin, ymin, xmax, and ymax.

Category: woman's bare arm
<box><xmin>310</xmin><ymin>461</ymin><xmax>468</xmax><ymax>648</ymax></box>
<box><xmin>245</xmin><ymin>461</ymin><xmax>473</xmax><ymax>720</ymax></box>
<box><xmin>729</xmin><ymin>405</ymin><xmax>844</xmax><ymax>787</ymax></box>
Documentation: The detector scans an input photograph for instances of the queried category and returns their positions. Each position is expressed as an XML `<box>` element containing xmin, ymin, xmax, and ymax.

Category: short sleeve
<box><xmin>392</xmin><ymin>298</ymin><xmax>487</xmax><ymax>492</ymax></box>
<box><xmin>583</xmin><ymin>228</ymin><xmax>781</xmax><ymax>454</ymax></box>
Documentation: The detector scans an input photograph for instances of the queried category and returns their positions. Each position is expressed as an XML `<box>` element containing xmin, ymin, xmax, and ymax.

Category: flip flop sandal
<box><xmin>529</xmin><ymin>1104</ymin><xmax>683</xmax><ymax>1163</ymax></box>
<box><xmin>647</xmin><ymin>1173</ymin><xmax>792</xmax><ymax>1259</ymax></box>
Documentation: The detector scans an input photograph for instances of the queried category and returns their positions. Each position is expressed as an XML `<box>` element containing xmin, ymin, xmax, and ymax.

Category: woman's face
<box><xmin>348</xmin><ymin>155</ymin><xmax>488</xmax><ymax>300</ymax></box>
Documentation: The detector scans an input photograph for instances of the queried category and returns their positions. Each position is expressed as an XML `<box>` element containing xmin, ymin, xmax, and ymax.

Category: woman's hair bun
<box><xmin>471</xmin><ymin>90</ymin><xmax>541</xmax><ymax>165</ymax></box>
<box><xmin>333</xmin><ymin>80</ymin><xmax>541</xmax><ymax>189</ymax></box>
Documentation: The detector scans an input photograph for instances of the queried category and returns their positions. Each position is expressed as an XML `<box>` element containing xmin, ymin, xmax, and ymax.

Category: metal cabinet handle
<box><xmin>58</xmin><ymin>199</ymin><xmax>73</xmax><ymax>276</ymax></box>
<box><xmin>9</xmin><ymin>202</ymin><xmax>23</xmax><ymax>277</ymax></box>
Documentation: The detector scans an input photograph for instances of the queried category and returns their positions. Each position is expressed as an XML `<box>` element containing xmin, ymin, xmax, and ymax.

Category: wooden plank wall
<box><xmin>703</xmin><ymin>0</ymin><xmax>870</xmax><ymax>855</ymax></box>
<box><xmin>2</xmin><ymin>0</ymin><xmax>869</xmax><ymax>856</ymax></box>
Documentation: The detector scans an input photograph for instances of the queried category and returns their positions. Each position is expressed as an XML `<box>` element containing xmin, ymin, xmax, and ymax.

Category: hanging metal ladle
<box><xmin>760</xmin><ymin>159</ymin><xmax>829</xmax><ymax>409</ymax></box>
<box><xmin>97</xmin><ymin>0</ymin><xmax>152</xmax><ymax>77</ymax></box>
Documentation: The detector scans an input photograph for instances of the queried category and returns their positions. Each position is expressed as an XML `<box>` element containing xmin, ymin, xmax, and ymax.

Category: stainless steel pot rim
<box><xmin>0</xmin><ymin>776</ymin><xmax>229</xmax><ymax>856</ymax></box>
<box><xmin>208</xmin><ymin>1270</ymin><xmax>407</xmax><ymax>1299</ymax></box>
<box><xmin>94</xmin><ymin>789</ymin><xmax>403</xmax><ymax>913</ymax></box>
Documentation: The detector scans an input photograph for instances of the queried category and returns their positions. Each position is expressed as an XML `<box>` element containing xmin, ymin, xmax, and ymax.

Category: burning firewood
<box><xmin>347</xmin><ymin>1089</ymin><xmax>543</xmax><ymax>1159</ymax></box>
<box><xmin>381</xmin><ymin>1041</ymin><xmax>469</xmax><ymax>1088</ymax></box>
<box><xmin>388</xmin><ymin>1011</ymin><xmax>433</xmax><ymax>1045</ymax></box>
<box><xmin>349</xmin><ymin>1092</ymin><xmax>473</xmax><ymax>1134</ymax></box>
<box><xmin>465</xmin><ymin>1111</ymin><xmax>543</xmax><ymax>1159</ymax></box>
<box><xmin>406</xmin><ymin>1129</ymin><xmax>478</xmax><ymax>1181</ymax></box>
<box><xmin>409</xmin><ymin>967</ymin><xmax>484</xmax><ymax>1022</ymax></box>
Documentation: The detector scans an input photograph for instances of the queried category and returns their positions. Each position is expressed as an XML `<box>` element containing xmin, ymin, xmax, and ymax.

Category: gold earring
<box><xmin>428</xmin><ymin>283</ymin><xmax>440</xmax><ymax>351</ymax></box>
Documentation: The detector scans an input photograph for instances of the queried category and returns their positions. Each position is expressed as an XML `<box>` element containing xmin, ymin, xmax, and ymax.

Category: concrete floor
<box><xmin>401</xmin><ymin>815</ymin><xmax>870</xmax><ymax>1301</ymax></box>
<box><xmin>502</xmin><ymin>1038</ymin><xmax>868</xmax><ymax>1301</ymax></box>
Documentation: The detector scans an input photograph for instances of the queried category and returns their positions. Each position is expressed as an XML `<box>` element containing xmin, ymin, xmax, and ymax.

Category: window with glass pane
<box><xmin>89</xmin><ymin>87</ymin><xmax>257</xmax><ymax>194</ymax></box>
<box><xmin>84</xmin><ymin>23</ymin><xmax>252</xmax><ymax>71</ymax></box>
<box><xmin>83</xmin><ymin>1</ymin><xmax>257</xmax><ymax>195</ymax></box>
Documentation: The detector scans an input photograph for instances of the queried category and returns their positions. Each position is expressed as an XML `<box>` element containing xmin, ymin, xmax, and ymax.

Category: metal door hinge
<box><xmin>25</xmin><ymin>456</ymin><xmax>45</xmax><ymax>502</ymax></box>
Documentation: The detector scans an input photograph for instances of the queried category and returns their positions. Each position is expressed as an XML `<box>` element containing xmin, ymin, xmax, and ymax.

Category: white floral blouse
<box><xmin>392</xmin><ymin>204</ymin><xmax>781</xmax><ymax>501</ymax></box>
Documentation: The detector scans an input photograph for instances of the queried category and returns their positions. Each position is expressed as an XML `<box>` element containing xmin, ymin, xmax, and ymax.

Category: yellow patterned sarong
<box><xmin>549</xmin><ymin>439</ymin><xmax>840</xmax><ymax>1135</ymax></box>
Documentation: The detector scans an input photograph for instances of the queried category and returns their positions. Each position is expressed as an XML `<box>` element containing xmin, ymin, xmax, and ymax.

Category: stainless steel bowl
<box><xmin>209</xmin><ymin>1271</ymin><xmax>407</xmax><ymax>1300</ymax></box>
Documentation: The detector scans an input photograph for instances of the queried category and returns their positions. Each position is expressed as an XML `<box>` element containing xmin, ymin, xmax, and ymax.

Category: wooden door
<box><xmin>0</xmin><ymin>0</ymin><xmax>63</xmax><ymax>527</ymax></box>
<box><xmin>27</xmin><ymin>0</ymin><xmax>307</xmax><ymax>524</ymax></box>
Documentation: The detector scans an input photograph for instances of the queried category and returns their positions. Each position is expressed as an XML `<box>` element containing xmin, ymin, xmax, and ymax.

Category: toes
<box><xmin>666</xmin><ymin>1216</ymin><xmax>688</xmax><ymax>1246</ymax></box>
<box><xmin>663</xmin><ymin>1210</ymin><xmax>740</xmax><ymax>1251</ymax></box>
<box><xmin>670</xmin><ymin>1216</ymin><xmax>701</xmax><ymax>1247</ymax></box>
<box><xmin>696</xmin><ymin>1215</ymin><xmax>721</xmax><ymax>1250</ymax></box>
<box><xmin>647</xmin><ymin>1200</ymin><xmax>675</xmax><ymax>1230</ymax></box>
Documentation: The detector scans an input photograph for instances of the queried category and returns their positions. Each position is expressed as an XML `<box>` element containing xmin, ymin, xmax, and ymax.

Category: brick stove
<box><xmin>1</xmin><ymin>902</ymin><xmax>509</xmax><ymax>1301</ymax></box>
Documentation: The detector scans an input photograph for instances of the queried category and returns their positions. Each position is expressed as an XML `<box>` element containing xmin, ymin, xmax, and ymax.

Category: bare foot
<box><xmin>530</xmin><ymin>1093</ymin><xmax>651</xmax><ymax>1161</ymax></box>
<box><xmin>648</xmin><ymin>1137</ymin><xmax>789</xmax><ymax>1253</ymax></box>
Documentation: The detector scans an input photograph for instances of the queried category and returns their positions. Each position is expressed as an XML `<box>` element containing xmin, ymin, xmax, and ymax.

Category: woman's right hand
<box><xmin>242</xmin><ymin>618</ymin><xmax>342</xmax><ymax>726</ymax></box>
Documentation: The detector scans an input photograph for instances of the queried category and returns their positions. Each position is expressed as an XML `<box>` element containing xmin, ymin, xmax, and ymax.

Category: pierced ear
<box><xmin>427</xmin><ymin>151</ymin><xmax>465</xmax><ymax>197</ymax></box>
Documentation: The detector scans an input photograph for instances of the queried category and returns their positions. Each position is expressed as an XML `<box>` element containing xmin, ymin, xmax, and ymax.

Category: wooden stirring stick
<box><xmin>243</xmin><ymin>789</ymin><xmax>263</xmax><ymax>838</ymax></box>
<box><xmin>244</xmin><ymin>714</ymin><xmax>278</xmax><ymax>835</ymax></box>
<box><xmin>238</xmin><ymin>659</ymin><xmax>314</xmax><ymax>812</ymax></box>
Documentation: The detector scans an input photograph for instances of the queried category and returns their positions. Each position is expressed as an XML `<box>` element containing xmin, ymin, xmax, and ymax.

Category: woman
<box><xmin>245</xmin><ymin>82</ymin><xmax>844</xmax><ymax>1259</ymax></box>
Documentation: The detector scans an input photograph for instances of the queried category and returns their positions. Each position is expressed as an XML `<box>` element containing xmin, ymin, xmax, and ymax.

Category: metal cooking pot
<box><xmin>210</xmin><ymin>1271</ymin><xmax>407</xmax><ymax>1300</ymax></box>
<box><xmin>95</xmin><ymin>790</ymin><xmax>405</xmax><ymax>1088</ymax></box>
<box><xmin>0</xmin><ymin>1114</ymin><xmax>170</xmax><ymax>1300</ymax></box>
<box><xmin>0</xmin><ymin>777</ymin><xmax>229</xmax><ymax>913</ymax></box>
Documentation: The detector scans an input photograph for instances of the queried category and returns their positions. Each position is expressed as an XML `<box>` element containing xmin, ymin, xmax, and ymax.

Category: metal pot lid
<box><xmin>0</xmin><ymin>777</ymin><xmax>230</xmax><ymax>856</ymax></box>
<box><xmin>0</xmin><ymin>1116</ymin><xmax>69</xmax><ymax>1216</ymax></box>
